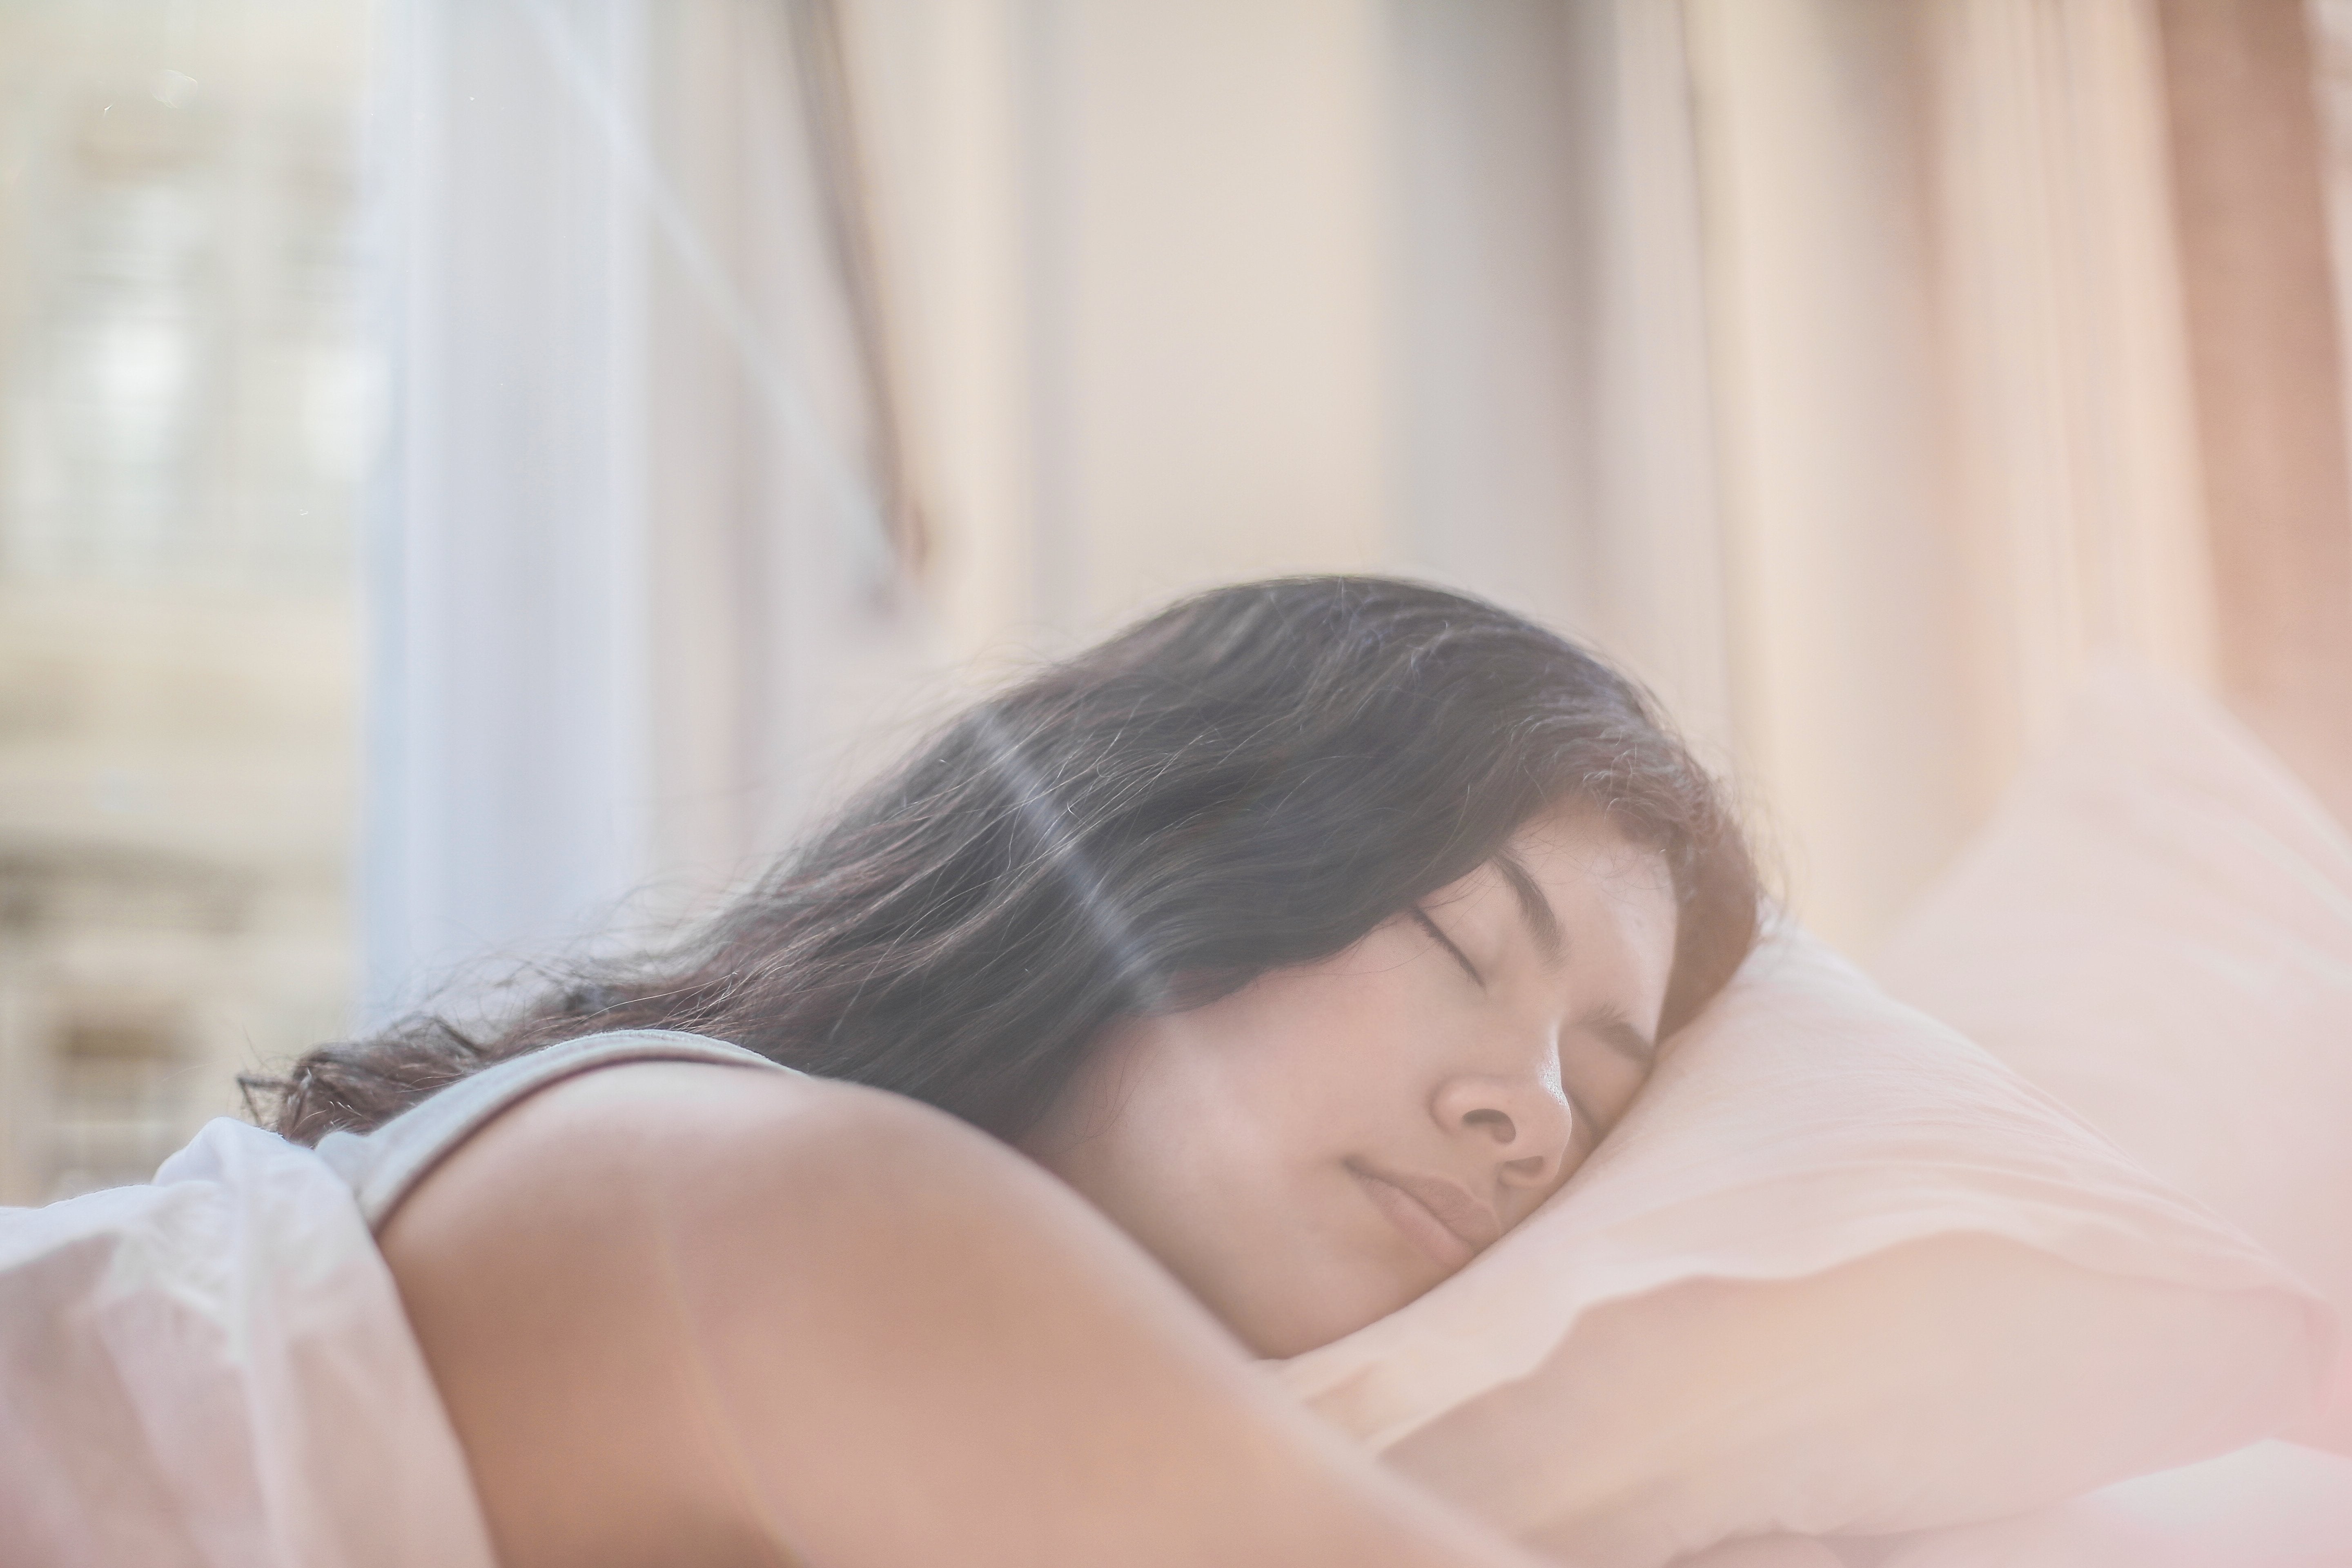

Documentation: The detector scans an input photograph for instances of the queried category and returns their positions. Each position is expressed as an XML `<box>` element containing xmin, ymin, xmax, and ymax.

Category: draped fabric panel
<box><xmin>1673</xmin><ymin>0</ymin><xmax>2218</xmax><ymax>941</ymax></box>
<box><xmin>367</xmin><ymin>0</ymin><xmax>928</xmax><ymax>1018</ymax></box>
<box><xmin>854</xmin><ymin>0</ymin><xmax>2348</xmax><ymax>949</ymax></box>
<box><xmin>367</xmin><ymin>0</ymin><xmax>2352</xmax><ymax>995</ymax></box>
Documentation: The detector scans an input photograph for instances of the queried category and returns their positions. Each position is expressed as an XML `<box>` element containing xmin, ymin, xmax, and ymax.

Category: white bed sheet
<box><xmin>0</xmin><ymin>1118</ymin><xmax>494</xmax><ymax>1568</ymax></box>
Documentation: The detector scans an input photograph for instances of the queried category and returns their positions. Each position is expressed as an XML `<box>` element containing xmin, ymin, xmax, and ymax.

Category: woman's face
<box><xmin>1021</xmin><ymin>807</ymin><xmax>1679</xmax><ymax>1358</ymax></box>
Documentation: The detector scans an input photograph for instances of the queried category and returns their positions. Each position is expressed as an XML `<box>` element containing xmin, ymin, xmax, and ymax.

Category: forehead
<box><xmin>1444</xmin><ymin>808</ymin><xmax>1677</xmax><ymax>959</ymax></box>
<box><xmin>1508</xmin><ymin>806</ymin><xmax>1672</xmax><ymax>890</ymax></box>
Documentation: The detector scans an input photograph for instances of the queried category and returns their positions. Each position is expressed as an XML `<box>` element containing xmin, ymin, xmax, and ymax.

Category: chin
<box><xmin>1231</xmin><ymin>1264</ymin><xmax>1438</xmax><ymax>1360</ymax></box>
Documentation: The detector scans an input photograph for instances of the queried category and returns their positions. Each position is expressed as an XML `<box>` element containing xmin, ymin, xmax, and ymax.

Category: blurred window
<box><xmin>46</xmin><ymin>1014</ymin><xmax>187</xmax><ymax>1199</ymax></box>
<box><xmin>0</xmin><ymin>2</ymin><xmax>368</xmax><ymax>1201</ymax></box>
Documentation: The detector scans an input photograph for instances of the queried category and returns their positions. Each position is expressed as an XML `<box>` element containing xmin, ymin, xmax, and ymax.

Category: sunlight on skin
<box><xmin>1023</xmin><ymin>807</ymin><xmax>1679</xmax><ymax>1357</ymax></box>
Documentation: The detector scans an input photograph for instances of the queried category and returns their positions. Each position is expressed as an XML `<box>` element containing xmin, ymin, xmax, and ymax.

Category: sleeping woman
<box><xmin>261</xmin><ymin>576</ymin><xmax>1764</xmax><ymax>1567</ymax></box>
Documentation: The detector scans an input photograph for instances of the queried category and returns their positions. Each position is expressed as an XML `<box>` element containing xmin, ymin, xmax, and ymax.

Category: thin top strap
<box><xmin>314</xmin><ymin>1030</ymin><xmax>797</xmax><ymax>1232</ymax></box>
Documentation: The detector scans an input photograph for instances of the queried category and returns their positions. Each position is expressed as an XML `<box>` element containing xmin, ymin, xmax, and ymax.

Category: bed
<box><xmin>4</xmin><ymin>667</ymin><xmax>2347</xmax><ymax>1566</ymax></box>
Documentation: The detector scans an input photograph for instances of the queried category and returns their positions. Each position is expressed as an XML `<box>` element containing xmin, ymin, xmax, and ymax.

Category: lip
<box><xmin>1346</xmin><ymin>1160</ymin><xmax>1503</xmax><ymax>1271</ymax></box>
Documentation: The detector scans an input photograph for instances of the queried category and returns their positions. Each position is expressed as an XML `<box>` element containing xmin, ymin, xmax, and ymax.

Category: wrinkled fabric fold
<box><xmin>0</xmin><ymin>1119</ymin><xmax>496</xmax><ymax>1568</ymax></box>
<box><xmin>1878</xmin><ymin>665</ymin><xmax>2352</xmax><ymax>1450</ymax></box>
<box><xmin>1279</xmin><ymin>922</ymin><xmax>2333</xmax><ymax>1563</ymax></box>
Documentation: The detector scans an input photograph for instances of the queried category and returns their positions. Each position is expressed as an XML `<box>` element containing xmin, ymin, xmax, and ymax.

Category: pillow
<box><xmin>1276</xmin><ymin>921</ymin><xmax>2330</xmax><ymax>1568</ymax></box>
<box><xmin>1865</xmin><ymin>1439</ymin><xmax>2352</xmax><ymax>1568</ymax></box>
<box><xmin>1874</xmin><ymin>666</ymin><xmax>2352</xmax><ymax>1452</ymax></box>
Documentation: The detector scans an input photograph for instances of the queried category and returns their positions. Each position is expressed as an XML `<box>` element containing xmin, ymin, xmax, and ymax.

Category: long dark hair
<box><xmin>263</xmin><ymin>577</ymin><xmax>1760</xmax><ymax>1145</ymax></box>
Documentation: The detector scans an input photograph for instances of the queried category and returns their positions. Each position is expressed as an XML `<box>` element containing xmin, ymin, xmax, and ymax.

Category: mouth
<box><xmin>1345</xmin><ymin>1159</ymin><xmax>1502</xmax><ymax>1272</ymax></box>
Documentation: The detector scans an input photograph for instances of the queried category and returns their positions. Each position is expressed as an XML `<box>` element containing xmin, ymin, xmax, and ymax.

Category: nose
<box><xmin>1432</xmin><ymin>1062</ymin><xmax>1577</xmax><ymax>1191</ymax></box>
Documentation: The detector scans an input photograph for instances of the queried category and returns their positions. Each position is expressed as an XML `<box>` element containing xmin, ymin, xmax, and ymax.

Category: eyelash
<box><xmin>1410</xmin><ymin>907</ymin><xmax>1485</xmax><ymax>989</ymax></box>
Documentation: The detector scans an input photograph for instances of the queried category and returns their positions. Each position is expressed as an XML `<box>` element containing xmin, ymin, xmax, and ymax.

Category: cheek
<box><xmin>1203</xmin><ymin>950</ymin><xmax>1447</xmax><ymax>1125</ymax></box>
<box><xmin>1126</xmin><ymin>966</ymin><xmax>1411</xmax><ymax>1164</ymax></box>
<box><xmin>1036</xmin><ymin>956</ymin><xmax>1425</xmax><ymax>1218</ymax></box>
<box><xmin>1025</xmin><ymin>944</ymin><xmax>1463</xmax><ymax>1354</ymax></box>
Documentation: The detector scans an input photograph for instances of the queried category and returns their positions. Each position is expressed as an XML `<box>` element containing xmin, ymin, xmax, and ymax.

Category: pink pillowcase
<box><xmin>1876</xmin><ymin>667</ymin><xmax>2352</xmax><ymax>1452</ymax></box>
<box><xmin>1278</xmin><ymin>920</ymin><xmax>2330</xmax><ymax>1568</ymax></box>
<box><xmin>1870</xmin><ymin>1440</ymin><xmax>2352</xmax><ymax>1567</ymax></box>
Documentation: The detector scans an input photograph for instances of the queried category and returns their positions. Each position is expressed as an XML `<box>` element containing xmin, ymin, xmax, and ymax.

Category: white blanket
<box><xmin>0</xmin><ymin>1118</ymin><xmax>494</xmax><ymax>1568</ymax></box>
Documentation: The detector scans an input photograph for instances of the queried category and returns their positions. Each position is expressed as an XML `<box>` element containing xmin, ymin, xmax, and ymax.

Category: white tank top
<box><xmin>314</xmin><ymin>1029</ymin><xmax>798</xmax><ymax>1232</ymax></box>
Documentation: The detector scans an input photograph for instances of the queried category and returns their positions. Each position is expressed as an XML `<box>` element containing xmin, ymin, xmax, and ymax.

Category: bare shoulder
<box><xmin>408</xmin><ymin>1055</ymin><xmax>1036</xmax><ymax>1219</ymax></box>
<box><xmin>376</xmin><ymin>1065</ymin><xmax>996</xmax><ymax>1566</ymax></box>
<box><xmin>387</xmin><ymin>1057</ymin><xmax>1086</xmax><ymax>1276</ymax></box>
<box><xmin>376</xmin><ymin>1062</ymin><xmax>1207</xmax><ymax>1566</ymax></box>
<box><xmin>381</xmin><ymin>1059</ymin><xmax>1533</xmax><ymax>1568</ymax></box>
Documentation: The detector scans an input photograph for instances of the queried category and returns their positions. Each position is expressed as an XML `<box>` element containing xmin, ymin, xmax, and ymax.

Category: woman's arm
<box><xmin>379</xmin><ymin>1061</ymin><xmax>1545</xmax><ymax>1568</ymax></box>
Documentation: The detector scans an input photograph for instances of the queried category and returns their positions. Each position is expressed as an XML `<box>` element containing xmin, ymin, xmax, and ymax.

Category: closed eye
<box><xmin>1410</xmin><ymin>906</ymin><xmax>1486</xmax><ymax>990</ymax></box>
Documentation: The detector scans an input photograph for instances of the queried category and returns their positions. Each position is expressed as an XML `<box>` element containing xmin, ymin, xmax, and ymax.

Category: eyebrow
<box><xmin>1418</xmin><ymin>860</ymin><xmax>1661</xmax><ymax>1068</ymax></box>
<box><xmin>1492</xmin><ymin>851</ymin><xmax>1565</xmax><ymax>965</ymax></box>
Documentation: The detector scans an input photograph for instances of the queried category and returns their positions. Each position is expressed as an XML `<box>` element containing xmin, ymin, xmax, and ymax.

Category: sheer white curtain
<box><xmin>365</xmin><ymin>0</ymin><xmax>915</xmax><ymax>1020</ymax></box>
<box><xmin>366</xmin><ymin>0</ymin><xmax>652</xmax><ymax>1020</ymax></box>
